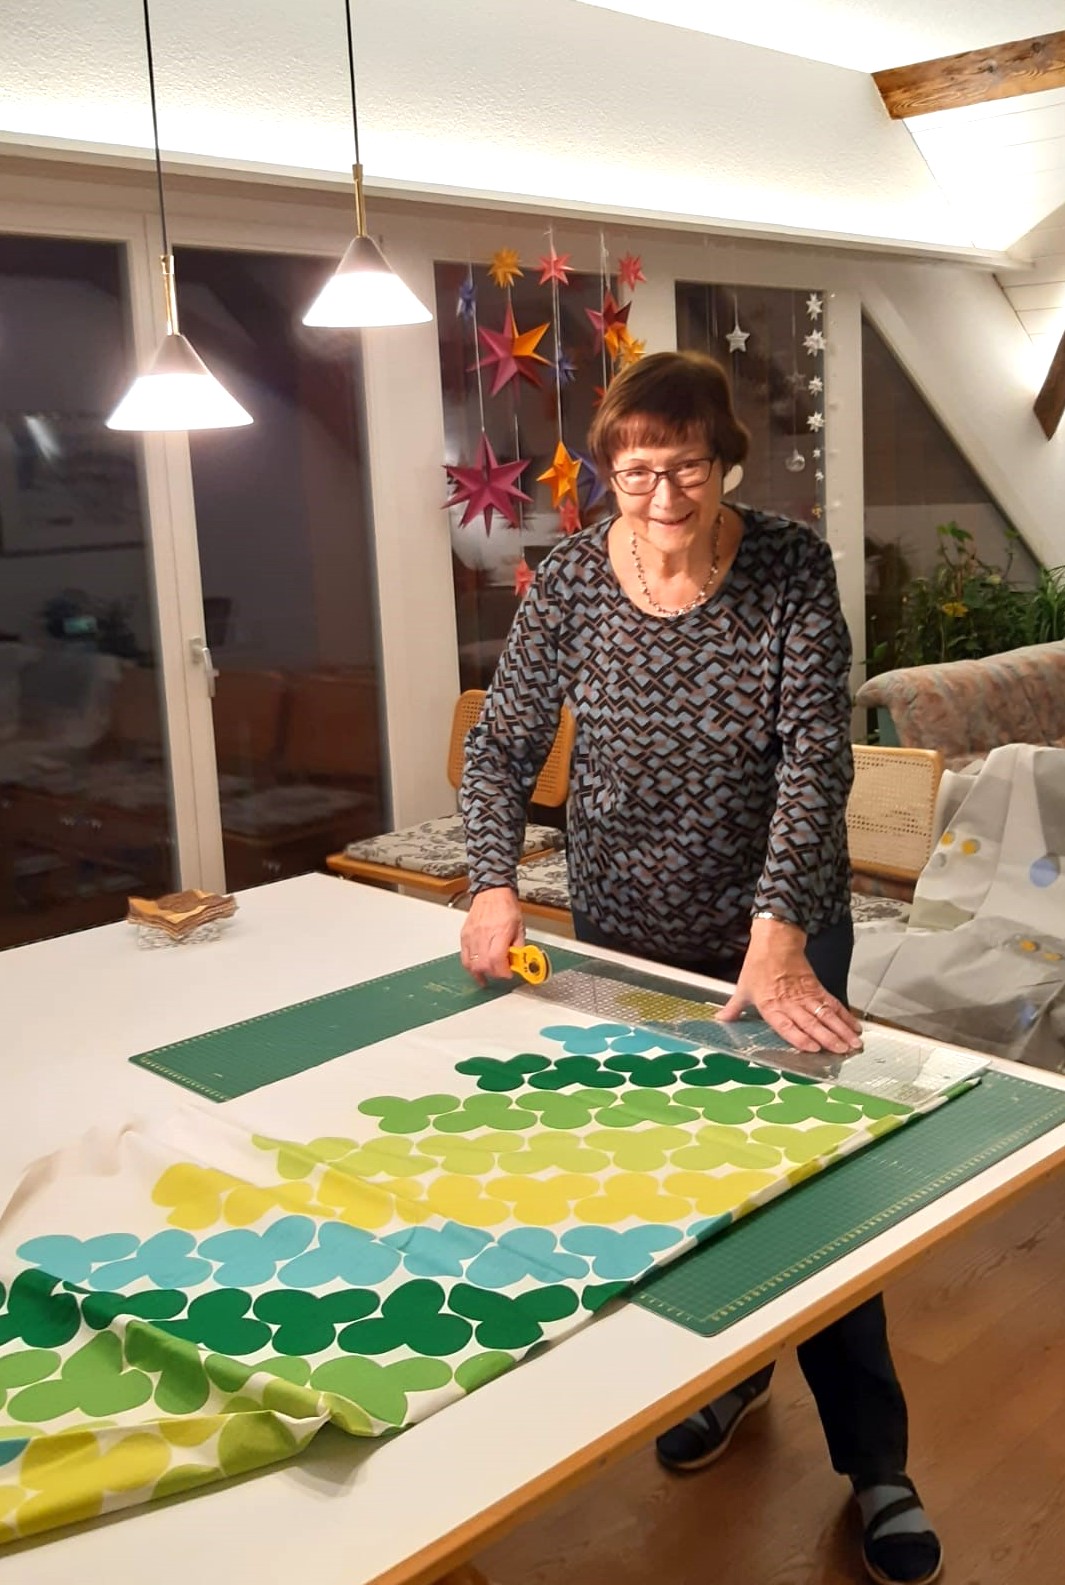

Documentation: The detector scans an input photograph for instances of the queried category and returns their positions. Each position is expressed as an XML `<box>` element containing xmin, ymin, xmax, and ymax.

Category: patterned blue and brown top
<box><xmin>461</xmin><ymin>508</ymin><xmax>853</xmax><ymax>963</ymax></box>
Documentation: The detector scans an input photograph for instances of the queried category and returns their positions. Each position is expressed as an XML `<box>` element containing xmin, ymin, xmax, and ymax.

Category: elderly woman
<box><xmin>459</xmin><ymin>351</ymin><xmax>941</xmax><ymax>1585</ymax></box>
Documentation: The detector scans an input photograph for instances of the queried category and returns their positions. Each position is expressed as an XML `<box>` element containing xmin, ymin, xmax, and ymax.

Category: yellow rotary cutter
<box><xmin>507</xmin><ymin>944</ymin><xmax>552</xmax><ymax>985</ymax></box>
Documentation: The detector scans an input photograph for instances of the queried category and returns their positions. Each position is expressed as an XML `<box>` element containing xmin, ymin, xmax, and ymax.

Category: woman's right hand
<box><xmin>460</xmin><ymin>886</ymin><xmax>524</xmax><ymax>985</ymax></box>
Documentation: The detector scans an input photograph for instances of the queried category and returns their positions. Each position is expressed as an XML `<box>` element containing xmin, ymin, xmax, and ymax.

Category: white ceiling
<box><xmin>574</xmin><ymin>1</ymin><xmax>1065</xmax><ymax>73</ymax></box>
<box><xmin>1</xmin><ymin>0</ymin><xmax>1063</xmax><ymax>261</ymax></box>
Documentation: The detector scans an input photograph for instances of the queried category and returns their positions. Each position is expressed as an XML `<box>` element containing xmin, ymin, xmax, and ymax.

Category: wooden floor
<box><xmin>474</xmin><ymin>1173</ymin><xmax>1065</xmax><ymax>1585</ymax></box>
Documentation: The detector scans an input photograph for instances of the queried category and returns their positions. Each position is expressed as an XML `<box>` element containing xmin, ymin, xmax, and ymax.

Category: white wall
<box><xmin>0</xmin><ymin>0</ymin><xmax>998</xmax><ymax>258</ymax></box>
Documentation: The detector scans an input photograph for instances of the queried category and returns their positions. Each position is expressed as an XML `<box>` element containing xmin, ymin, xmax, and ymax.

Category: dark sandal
<box><xmin>656</xmin><ymin>1368</ymin><xmax>772</xmax><ymax>1472</ymax></box>
<box><xmin>856</xmin><ymin>1475</ymin><xmax>943</xmax><ymax>1585</ymax></box>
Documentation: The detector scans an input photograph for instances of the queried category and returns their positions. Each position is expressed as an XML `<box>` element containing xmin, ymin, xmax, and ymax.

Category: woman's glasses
<box><xmin>610</xmin><ymin>457</ymin><xmax>715</xmax><ymax>495</ymax></box>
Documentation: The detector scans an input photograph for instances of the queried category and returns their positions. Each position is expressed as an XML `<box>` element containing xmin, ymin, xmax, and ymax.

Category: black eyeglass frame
<box><xmin>608</xmin><ymin>456</ymin><xmax>717</xmax><ymax>495</ymax></box>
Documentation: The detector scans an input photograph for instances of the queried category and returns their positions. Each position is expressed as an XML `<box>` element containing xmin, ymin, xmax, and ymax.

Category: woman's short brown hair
<box><xmin>587</xmin><ymin>350</ymin><xmax>749</xmax><ymax>477</ymax></box>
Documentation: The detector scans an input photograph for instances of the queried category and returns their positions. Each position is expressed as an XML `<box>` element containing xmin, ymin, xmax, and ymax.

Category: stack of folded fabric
<box><xmin>127</xmin><ymin>888</ymin><xmax>237</xmax><ymax>948</ymax></box>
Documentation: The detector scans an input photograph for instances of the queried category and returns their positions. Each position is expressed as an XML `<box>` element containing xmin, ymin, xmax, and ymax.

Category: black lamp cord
<box><xmin>344</xmin><ymin>0</ymin><xmax>361</xmax><ymax>165</ymax></box>
<box><xmin>141</xmin><ymin>0</ymin><xmax>170</xmax><ymax>259</ymax></box>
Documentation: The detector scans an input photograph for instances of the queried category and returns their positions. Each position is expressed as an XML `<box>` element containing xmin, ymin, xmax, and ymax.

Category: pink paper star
<box><xmin>586</xmin><ymin>291</ymin><xmax>631</xmax><ymax>355</ymax></box>
<box><xmin>514</xmin><ymin>557</ymin><xmax>535</xmax><ymax>597</ymax></box>
<box><xmin>474</xmin><ymin>307</ymin><xmax>550</xmax><ymax>396</ymax></box>
<box><xmin>617</xmin><ymin>252</ymin><xmax>646</xmax><ymax>290</ymax></box>
<box><xmin>558</xmin><ymin>499</ymin><xmax>582</xmax><ymax>535</ymax></box>
<box><xmin>444</xmin><ymin>434</ymin><xmax>531</xmax><ymax>533</ymax></box>
<box><xmin>538</xmin><ymin>249</ymin><xmax>573</xmax><ymax>286</ymax></box>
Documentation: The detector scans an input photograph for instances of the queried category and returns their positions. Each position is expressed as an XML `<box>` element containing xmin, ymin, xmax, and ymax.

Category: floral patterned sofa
<box><xmin>854</xmin><ymin>641</ymin><xmax>1065</xmax><ymax>771</ymax></box>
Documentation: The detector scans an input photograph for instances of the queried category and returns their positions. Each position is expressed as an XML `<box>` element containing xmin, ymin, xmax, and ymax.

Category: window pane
<box><xmin>862</xmin><ymin>315</ymin><xmax>1039</xmax><ymax>672</ymax></box>
<box><xmin>0</xmin><ymin>234</ymin><xmax>175</xmax><ymax>950</ymax></box>
<box><xmin>436</xmin><ymin>261</ymin><xmax>610</xmax><ymax>691</ymax></box>
<box><xmin>677</xmin><ymin>281</ymin><xmax>828</xmax><ymax>527</ymax></box>
<box><xmin>175</xmin><ymin>247</ymin><xmax>385</xmax><ymax>890</ymax></box>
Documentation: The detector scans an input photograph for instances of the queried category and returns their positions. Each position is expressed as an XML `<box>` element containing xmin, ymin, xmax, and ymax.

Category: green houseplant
<box><xmin>891</xmin><ymin>522</ymin><xmax>1065</xmax><ymax>668</ymax></box>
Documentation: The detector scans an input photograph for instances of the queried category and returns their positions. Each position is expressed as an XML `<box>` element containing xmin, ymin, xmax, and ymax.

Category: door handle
<box><xmin>189</xmin><ymin>636</ymin><xmax>219</xmax><ymax>698</ymax></box>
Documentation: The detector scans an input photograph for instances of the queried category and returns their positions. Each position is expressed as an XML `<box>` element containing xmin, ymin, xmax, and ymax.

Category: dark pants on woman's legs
<box><xmin>570</xmin><ymin>909</ymin><xmax>908</xmax><ymax>1482</ymax></box>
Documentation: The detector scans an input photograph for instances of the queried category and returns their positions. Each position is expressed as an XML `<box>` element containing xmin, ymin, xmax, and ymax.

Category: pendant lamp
<box><xmin>107</xmin><ymin>2</ymin><xmax>252</xmax><ymax>431</ymax></box>
<box><xmin>302</xmin><ymin>0</ymin><xmax>432</xmax><ymax>328</ymax></box>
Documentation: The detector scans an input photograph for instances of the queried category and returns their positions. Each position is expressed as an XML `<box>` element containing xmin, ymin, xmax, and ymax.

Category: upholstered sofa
<box><xmin>854</xmin><ymin>641</ymin><xmax>1065</xmax><ymax>770</ymax></box>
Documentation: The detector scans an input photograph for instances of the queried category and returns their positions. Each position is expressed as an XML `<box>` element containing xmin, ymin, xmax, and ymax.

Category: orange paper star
<box><xmin>538</xmin><ymin>249</ymin><xmax>573</xmax><ymax>285</ymax></box>
<box><xmin>514</xmin><ymin>557</ymin><xmax>535</xmax><ymax>597</ymax></box>
<box><xmin>488</xmin><ymin>248</ymin><xmax>523</xmax><ymax>289</ymax></box>
<box><xmin>537</xmin><ymin>441</ymin><xmax>581</xmax><ymax>508</ymax></box>
<box><xmin>617</xmin><ymin>252</ymin><xmax>646</xmax><ymax>290</ymax></box>
<box><xmin>475</xmin><ymin>307</ymin><xmax>551</xmax><ymax>395</ymax></box>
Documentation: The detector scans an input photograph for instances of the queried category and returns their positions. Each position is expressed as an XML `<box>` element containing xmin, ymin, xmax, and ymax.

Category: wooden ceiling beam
<box><xmin>1034</xmin><ymin>327</ymin><xmax>1065</xmax><ymax>440</ymax></box>
<box><xmin>874</xmin><ymin>31</ymin><xmax>1065</xmax><ymax>120</ymax></box>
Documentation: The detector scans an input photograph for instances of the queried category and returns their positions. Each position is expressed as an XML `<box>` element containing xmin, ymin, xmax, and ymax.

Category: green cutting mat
<box><xmin>634</xmin><ymin>1069</ymin><xmax>1065</xmax><ymax>1335</ymax></box>
<box><xmin>128</xmin><ymin>946</ymin><xmax>592</xmax><ymax>1101</ymax></box>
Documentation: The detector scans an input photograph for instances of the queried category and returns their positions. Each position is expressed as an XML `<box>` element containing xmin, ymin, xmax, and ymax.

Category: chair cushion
<box><xmin>345</xmin><ymin>815</ymin><xmax>562</xmax><ymax>880</ymax></box>
<box><xmin>516</xmin><ymin>850</ymin><xmax>571</xmax><ymax>909</ymax></box>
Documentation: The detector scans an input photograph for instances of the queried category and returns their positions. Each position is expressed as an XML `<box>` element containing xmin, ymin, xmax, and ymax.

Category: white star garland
<box><xmin>725</xmin><ymin>321</ymin><xmax>750</xmax><ymax>353</ymax></box>
<box><xmin>803</xmin><ymin>329</ymin><xmax>826</xmax><ymax>356</ymax></box>
<box><xmin>808</xmin><ymin>375</ymin><xmax>823</xmax><ymax>394</ymax></box>
<box><xmin>806</xmin><ymin>293</ymin><xmax>823</xmax><ymax>319</ymax></box>
<box><xmin>807</xmin><ymin>410</ymin><xmax>825</xmax><ymax>431</ymax></box>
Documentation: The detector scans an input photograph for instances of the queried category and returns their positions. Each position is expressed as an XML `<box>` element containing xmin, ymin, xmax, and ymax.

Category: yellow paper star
<box><xmin>615</xmin><ymin>329</ymin><xmax>646</xmax><ymax>367</ymax></box>
<box><xmin>537</xmin><ymin>441</ymin><xmax>581</xmax><ymax>508</ymax></box>
<box><xmin>489</xmin><ymin>248</ymin><xmax>523</xmax><ymax>289</ymax></box>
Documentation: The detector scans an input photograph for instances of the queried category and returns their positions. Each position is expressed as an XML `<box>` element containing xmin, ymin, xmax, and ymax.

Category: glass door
<box><xmin>173</xmin><ymin>245</ymin><xmax>386</xmax><ymax>892</ymax></box>
<box><xmin>0</xmin><ymin>233</ymin><xmax>178</xmax><ymax>949</ymax></box>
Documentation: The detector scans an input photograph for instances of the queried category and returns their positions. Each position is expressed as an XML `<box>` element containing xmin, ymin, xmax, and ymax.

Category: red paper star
<box><xmin>514</xmin><ymin>558</ymin><xmax>535</xmax><ymax>597</ymax></box>
<box><xmin>586</xmin><ymin>291</ymin><xmax>631</xmax><ymax>355</ymax></box>
<box><xmin>538</xmin><ymin>249</ymin><xmax>573</xmax><ymax>286</ymax></box>
<box><xmin>617</xmin><ymin>252</ymin><xmax>646</xmax><ymax>290</ymax></box>
<box><xmin>488</xmin><ymin>248</ymin><xmax>523</xmax><ymax>289</ymax></box>
<box><xmin>475</xmin><ymin>307</ymin><xmax>550</xmax><ymax>396</ymax></box>
<box><xmin>558</xmin><ymin>499</ymin><xmax>582</xmax><ymax>535</ymax></box>
<box><xmin>444</xmin><ymin>434</ymin><xmax>531</xmax><ymax>533</ymax></box>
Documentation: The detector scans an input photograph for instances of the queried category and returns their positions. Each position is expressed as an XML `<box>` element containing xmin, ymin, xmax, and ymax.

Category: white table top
<box><xmin>3</xmin><ymin>873</ymin><xmax>1065</xmax><ymax>1585</ymax></box>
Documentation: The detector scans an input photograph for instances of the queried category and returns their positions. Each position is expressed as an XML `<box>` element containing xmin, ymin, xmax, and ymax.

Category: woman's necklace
<box><xmin>629</xmin><ymin>511</ymin><xmax>722</xmax><ymax>619</ymax></box>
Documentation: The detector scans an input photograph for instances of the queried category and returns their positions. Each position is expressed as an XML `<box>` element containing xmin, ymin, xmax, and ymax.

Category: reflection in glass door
<box><xmin>174</xmin><ymin>247</ymin><xmax>386</xmax><ymax>892</ymax></box>
<box><xmin>0</xmin><ymin>235</ymin><xmax>176</xmax><ymax>950</ymax></box>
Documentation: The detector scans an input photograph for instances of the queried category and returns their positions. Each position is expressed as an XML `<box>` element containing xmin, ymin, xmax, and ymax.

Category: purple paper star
<box><xmin>457</xmin><ymin>276</ymin><xmax>477</xmax><ymax>320</ymax></box>
<box><xmin>576</xmin><ymin>451</ymin><xmax>609</xmax><ymax>509</ymax></box>
<box><xmin>552</xmin><ymin>352</ymin><xmax>578</xmax><ymax>386</ymax></box>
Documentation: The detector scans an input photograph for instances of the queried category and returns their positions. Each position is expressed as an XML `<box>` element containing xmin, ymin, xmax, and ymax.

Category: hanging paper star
<box><xmin>444</xmin><ymin>434</ymin><xmax>531</xmax><ymax>533</ymax></box>
<box><xmin>537</xmin><ymin>440</ymin><xmax>581</xmax><ymax>507</ymax></box>
<box><xmin>806</xmin><ymin>410</ymin><xmax>825</xmax><ymax>431</ymax></box>
<box><xmin>808</xmin><ymin>374</ymin><xmax>824</xmax><ymax>394</ymax></box>
<box><xmin>592</xmin><ymin>384</ymin><xmax>608</xmax><ymax>407</ymax></box>
<box><xmin>788</xmin><ymin>370</ymin><xmax>807</xmax><ymax>391</ymax></box>
<box><xmin>615</xmin><ymin>329</ymin><xmax>646</xmax><ymax>367</ymax></box>
<box><xmin>576</xmin><ymin>451</ymin><xmax>609</xmax><ymax>508</ymax></box>
<box><xmin>815</xmin><ymin>469</ymin><xmax>825</xmax><ymax>481</ymax></box>
<box><xmin>725</xmin><ymin>320</ymin><xmax>750</xmax><ymax>353</ymax></box>
<box><xmin>559</xmin><ymin>498</ymin><xmax>582</xmax><ymax>535</ymax></box>
<box><xmin>806</xmin><ymin>294</ymin><xmax>824</xmax><ymax>319</ymax></box>
<box><xmin>804</xmin><ymin>329</ymin><xmax>826</xmax><ymax>356</ymax></box>
<box><xmin>811</xmin><ymin>504</ymin><xmax>824</xmax><ymax>519</ymax></box>
<box><xmin>474</xmin><ymin>308</ymin><xmax>551</xmax><ymax>396</ymax></box>
<box><xmin>586</xmin><ymin>291</ymin><xmax>630</xmax><ymax>354</ymax></box>
<box><xmin>538</xmin><ymin>249</ymin><xmax>573</xmax><ymax>286</ymax></box>
<box><xmin>488</xmin><ymin>248</ymin><xmax>523</xmax><ymax>289</ymax></box>
<box><xmin>552</xmin><ymin>352</ymin><xmax>578</xmax><ymax>385</ymax></box>
<box><xmin>514</xmin><ymin>558</ymin><xmax>535</xmax><ymax>597</ymax></box>
<box><xmin>617</xmin><ymin>252</ymin><xmax>646</xmax><ymax>290</ymax></box>
<box><xmin>812</xmin><ymin>448</ymin><xmax>822</xmax><ymax>459</ymax></box>
<box><xmin>457</xmin><ymin>276</ymin><xmax>477</xmax><ymax>320</ymax></box>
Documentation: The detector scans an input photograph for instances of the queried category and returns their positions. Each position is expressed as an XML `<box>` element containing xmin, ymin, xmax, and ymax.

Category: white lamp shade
<box><xmin>106</xmin><ymin>333</ymin><xmax>253</xmax><ymax>431</ymax></box>
<box><xmin>302</xmin><ymin>235</ymin><xmax>432</xmax><ymax>328</ymax></box>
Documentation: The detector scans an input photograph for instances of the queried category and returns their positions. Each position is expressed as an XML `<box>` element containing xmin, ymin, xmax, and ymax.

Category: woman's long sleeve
<box><xmin>460</xmin><ymin>561</ymin><xmax>565</xmax><ymax>894</ymax></box>
<box><xmin>753</xmin><ymin>536</ymin><xmax>853</xmax><ymax>928</ymax></box>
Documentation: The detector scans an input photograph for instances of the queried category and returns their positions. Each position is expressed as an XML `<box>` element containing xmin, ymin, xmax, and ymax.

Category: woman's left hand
<box><xmin>717</xmin><ymin>917</ymin><xmax>863</xmax><ymax>1054</ymax></box>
